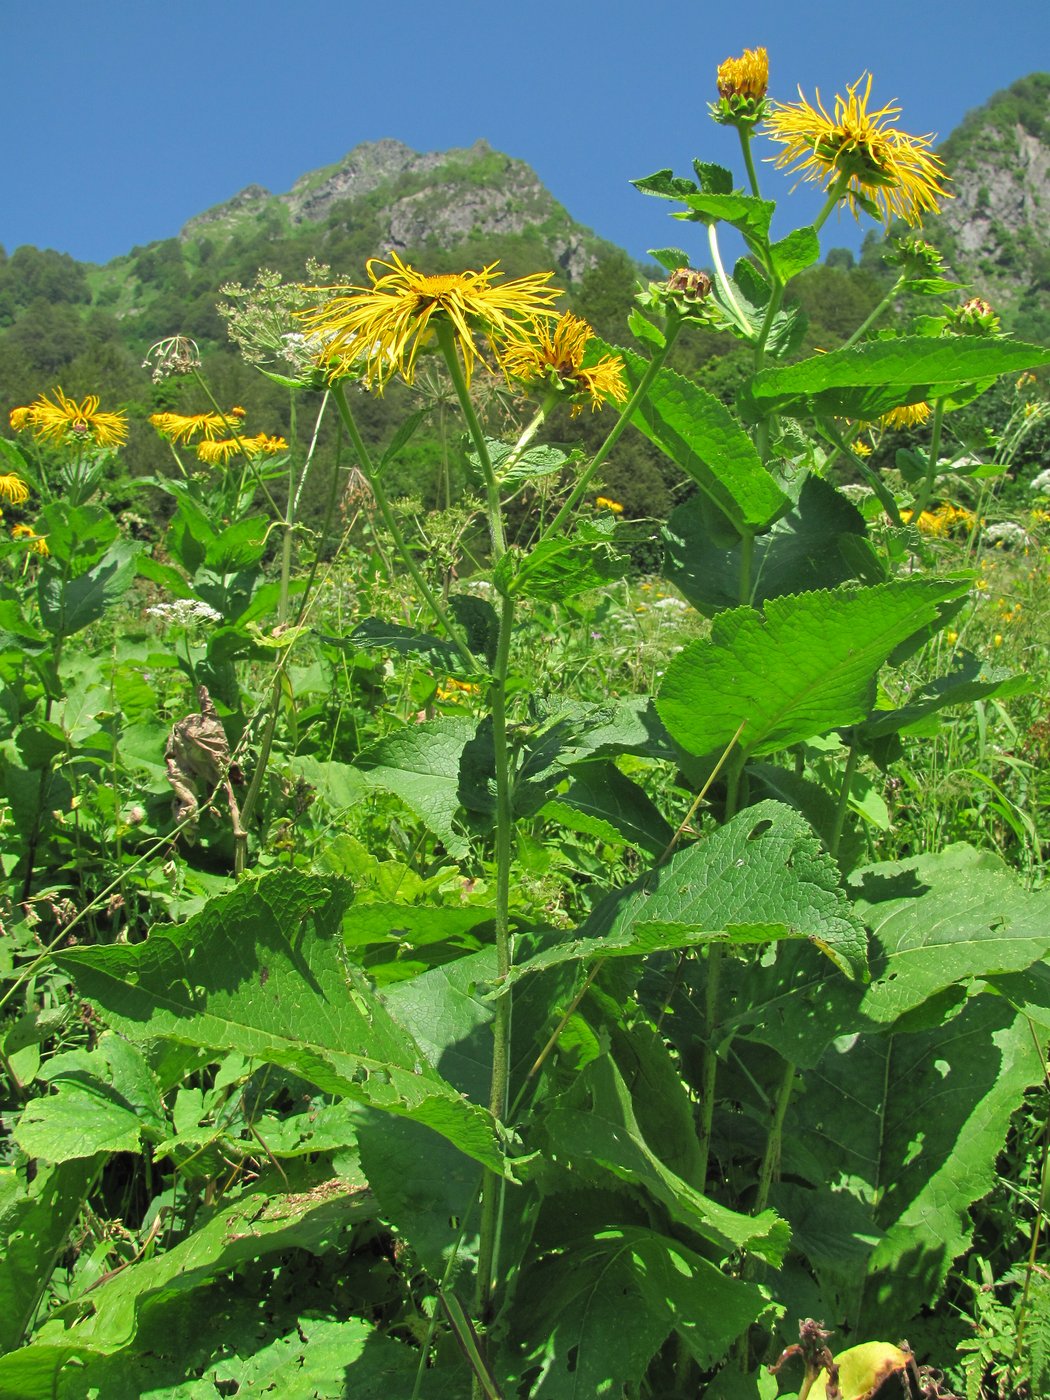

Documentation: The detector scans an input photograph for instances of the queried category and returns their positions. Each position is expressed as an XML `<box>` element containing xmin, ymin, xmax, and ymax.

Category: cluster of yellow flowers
<box><xmin>149</xmin><ymin>407</ymin><xmax>287</xmax><ymax>465</ymax></box>
<box><xmin>595</xmin><ymin>496</ymin><xmax>624</xmax><ymax>514</ymax></box>
<box><xmin>298</xmin><ymin>252</ymin><xmax>628</xmax><ymax>413</ymax></box>
<box><xmin>899</xmin><ymin>503</ymin><xmax>976</xmax><ymax>538</ymax></box>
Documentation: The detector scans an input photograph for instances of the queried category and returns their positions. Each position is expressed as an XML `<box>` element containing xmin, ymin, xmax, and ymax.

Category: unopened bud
<box><xmin>667</xmin><ymin>268</ymin><xmax>713</xmax><ymax>301</ymax></box>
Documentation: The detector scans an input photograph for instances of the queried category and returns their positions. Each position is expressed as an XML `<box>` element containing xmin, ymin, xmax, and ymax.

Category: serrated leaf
<box><xmin>542</xmin><ymin>761</ymin><xmax>673</xmax><ymax>857</ymax></box>
<box><xmin>656</xmin><ymin>578</ymin><xmax>970</xmax><ymax>759</ymax></box>
<box><xmin>321</xmin><ymin>616</ymin><xmax>462</xmax><ymax>670</ymax></box>
<box><xmin>673</xmin><ymin>193</ymin><xmax>776</xmax><ymax>242</ymax></box>
<box><xmin>790</xmin><ymin>994</ymin><xmax>1045</xmax><ymax>1330</ymax></box>
<box><xmin>647</xmin><ymin>245</ymin><xmax>691</xmax><ymax>271</ymax></box>
<box><xmin>544</xmin><ymin>1055</ymin><xmax>788</xmax><ymax>1263</ymax></box>
<box><xmin>849</xmin><ymin>844</ymin><xmax>1050</xmax><ymax>1023</ymax></box>
<box><xmin>664</xmin><ymin>475</ymin><xmax>874</xmax><ymax>616</ymax></box>
<box><xmin>37</xmin><ymin>540</ymin><xmax>140</xmax><ymax>638</ymax></box>
<box><xmin>356</xmin><ymin>717</ymin><xmax>474</xmax><ymax>857</ymax></box>
<box><xmin>513</xmin><ymin>1223</ymin><xmax>767</xmax><ymax>1398</ymax></box>
<box><xmin>768</xmin><ymin>227</ymin><xmax>820</xmax><ymax>281</ymax></box>
<box><xmin>607</xmin><ymin>343</ymin><xmax>788</xmax><ymax>534</ymax></box>
<box><xmin>627</xmin><ymin>307</ymin><xmax>666</xmax><ymax>348</ymax></box>
<box><xmin>507</xmin><ymin>801</ymin><xmax>868</xmax><ymax>986</ymax></box>
<box><xmin>204</xmin><ymin>515</ymin><xmax>269</xmax><ymax>572</ymax></box>
<box><xmin>745</xmin><ymin>337</ymin><xmax>1050</xmax><ymax>421</ymax></box>
<box><xmin>502</xmin><ymin>532</ymin><xmax>627</xmax><ymax>601</ymax></box>
<box><xmin>14</xmin><ymin>1034</ymin><xmax>166</xmax><ymax>1162</ymax></box>
<box><xmin>54</xmin><ymin>873</ymin><xmax>506</xmax><ymax>1173</ymax></box>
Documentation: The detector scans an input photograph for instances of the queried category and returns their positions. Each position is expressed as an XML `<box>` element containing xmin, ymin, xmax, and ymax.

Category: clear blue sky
<box><xmin>2</xmin><ymin>0</ymin><xmax>1047</xmax><ymax>269</ymax></box>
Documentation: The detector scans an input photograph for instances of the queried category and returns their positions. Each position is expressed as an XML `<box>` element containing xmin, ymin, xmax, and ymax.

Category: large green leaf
<box><xmin>664</xmin><ymin>475</ymin><xmax>876</xmax><ymax>616</ymax></box>
<box><xmin>715</xmin><ymin>842</ymin><xmax>1050</xmax><ymax>1066</ymax></box>
<box><xmin>54</xmin><ymin>873</ymin><xmax>506</xmax><ymax>1173</ymax></box>
<box><xmin>499</xmin><ymin>524</ymin><xmax>627</xmax><ymax>601</ymax></box>
<box><xmin>858</xmin><ymin>653</ymin><xmax>1031</xmax><ymax>740</ymax></box>
<box><xmin>511</xmin><ymin>1222</ymin><xmax>769</xmax><ymax>1398</ymax></box>
<box><xmin>787</xmin><ymin>994</ymin><xmax>1045</xmax><ymax>1330</ymax></box>
<box><xmin>203</xmin><ymin>515</ymin><xmax>269</xmax><ymax>572</ymax></box>
<box><xmin>0</xmin><ymin>1161</ymin><xmax>374</xmax><ymax>1396</ymax></box>
<box><xmin>848</xmin><ymin>844</ymin><xmax>1050</xmax><ymax>1024</ymax></box>
<box><xmin>656</xmin><ymin>578</ymin><xmax>970</xmax><ymax>760</ymax></box>
<box><xmin>542</xmin><ymin>760</ymin><xmax>674</xmax><ymax>857</ymax></box>
<box><xmin>37</xmin><ymin>541</ymin><xmax>140</xmax><ymax>638</ymax></box>
<box><xmin>744</xmin><ymin>336</ymin><xmax>1050</xmax><ymax>421</ymax></box>
<box><xmin>608</xmin><ymin>344</ymin><xmax>788</xmax><ymax>534</ymax></box>
<box><xmin>507</xmin><ymin>801</ymin><xmax>867</xmax><ymax>987</ymax></box>
<box><xmin>320</xmin><ymin>616</ymin><xmax>464</xmax><ymax>672</ymax></box>
<box><xmin>542</xmin><ymin>1054</ymin><xmax>788</xmax><ymax>1263</ymax></box>
<box><xmin>0</xmin><ymin>1157</ymin><xmax>100</xmax><ymax>1355</ymax></box>
<box><xmin>355</xmin><ymin>716</ymin><xmax>474</xmax><ymax>857</ymax></box>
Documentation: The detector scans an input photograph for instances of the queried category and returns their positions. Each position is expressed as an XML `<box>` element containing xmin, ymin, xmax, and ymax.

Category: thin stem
<box><xmin>830</xmin><ymin>739</ymin><xmax>861</xmax><ymax>859</ymax></box>
<box><xmin>331</xmin><ymin>383</ymin><xmax>475</xmax><ymax>671</ymax></box>
<box><xmin>909</xmin><ymin>396</ymin><xmax>947</xmax><ymax>520</ymax></box>
<box><xmin>696</xmin><ymin>943</ymin><xmax>724</xmax><ymax>1186</ymax></box>
<box><xmin>542</xmin><ymin>323</ymin><xmax>681</xmax><ymax>542</ymax></box>
<box><xmin>707</xmin><ymin>223</ymin><xmax>752</xmax><ymax>336</ymax></box>
<box><xmin>738</xmin><ymin>126</ymin><xmax>762</xmax><ymax>200</ymax></box>
<box><xmin>436</xmin><ymin>325</ymin><xmax>505</xmax><ymax>560</ymax></box>
<box><xmin>841</xmin><ymin>275</ymin><xmax>907</xmax><ymax>352</ymax></box>
<box><xmin>811</xmin><ymin>175</ymin><xmax>851</xmax><ymax>234</ymax></box>
<box><xmin>754</xmin><ymin>1059</ymin><xmax>796</xmax><ymax>1215</ymax></box>
<box><xmin>191</xmin><ymin>372</ymin><xmax>283</xmax><ymax>518</ymax></box>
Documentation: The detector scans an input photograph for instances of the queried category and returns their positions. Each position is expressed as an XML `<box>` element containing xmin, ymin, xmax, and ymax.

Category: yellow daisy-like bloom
<box><xmin>717</xmin><ymin>47</ymin><xmax>768</xmax><ymax>103</ymax></box>
<box><xmin>764</xmin><ymin>74</ymin><xmax>950</xmax><ymax>226</ymax></box>
<box><xmin>499</xmin><ymin>312</ymin><xmax>628</xmax><ymax>415</ymax></box>
<box><xmin>196</xmin><ymin>433</ymin><xmax>288</xmax><ymax>465</ymax></box>
<box><xmin>11</xmin><ymin>523</ymin><xmax>48</xmax><ymax>555</ymax></box>
<box><xmin>9</xmin><ymin>406</ymin><xmax>31</xmax><ymax>432</ymax></box>
<box><xmin>25</xmin><ymin>388</ymin><xmax>128</xmax><ymax>448</ymax></box>
<box><xmin>881</xmin><ymin>401</ymin><xmax>931</xmax><ymax>430</ymax></box>
<box><xmin>0</xmin><ymin>473</ymin><xmax>30</xmax><ymax>505</ymax></box>
<box><xmin>300</xmin><ymin>252</ymin><xmax>562</xmax><ymax>390</ymax></box>
<box><xmin>149</xmin><ymin>411</ymin><xmax>228</xmax><ymax>444</ymax></box>
<box><xmin>596</xmin><ymin>496</ymin><xmax>625</xmax><ymax>514</ymax></box>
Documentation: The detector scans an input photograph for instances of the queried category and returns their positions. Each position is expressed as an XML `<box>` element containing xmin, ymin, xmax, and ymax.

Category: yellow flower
<box><xmin>300</xmin><ymin>252</ymin><xmax>562</xmax><ymax>390</ymax></box>
<box><xmin>764</xmin><ymin>74</ymin><xmax>950</xmax><ymax>226</ymax></box>
<box><xmin>149</xmin><ymin>411</ymin><xmax>228</xmax><ymax>444</ymax></box>
<box><xmin>993</xmin><ymin>633</ymin><xmax>1003</xmax><ymax>647</ymax></box>
<box><xmin>945</xmin><ymin>630</ymin><xmax>958</xmax><ymax>645</ymax></box>
<box><xmin>881</xmin><ymin>401</ymin><xmax>930</xmax><ymax>430</ymax></box>
<box><xmin>0</xmin><ymin>473</ymin><xmax>30</xmax><ymax>506</ymax></box>
<box><xmin>717</xmin><ymin>47</ymin><xmax>769</xmax><ymax>103</ymax></box>
<box><xmin>24</xmin><ymin>388</ymin><xmax>128</xmax><ymax>448</ymax></box>
<box><xmin>11</xmin><ymin>523</ymin><xmax>48</xmax><ymax>555</ymax></box>
<box><xmin>9</xmin><ymin>406</ymin><xmax>31</xmax><ymax>432</ymax></box>
<box><xmin>436</xmin><ymin>677</ymin><xmax>481</xmax><ymax>702</ymax></box>
<box><xmin>851</xmin><ymin>437</ymin><xmax>873</xmax><ymax>457</ymax></box>
<box><xmin>595</xmin><ymin>496</ymin><xmax>624</xmax><ymax>514</ymax></box>
<box><xmin>499</xmin><ymin>312</ymin><xmax>628</xmax><ymax>414</ymax></box>
<box><xmin>196</xmin><ymin>433</ymin><xmax>287</xmax><ymax>465</ymax></box>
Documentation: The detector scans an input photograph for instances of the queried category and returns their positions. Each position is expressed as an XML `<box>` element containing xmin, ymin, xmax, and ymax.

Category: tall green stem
<box><xmin>433</xmin><ymin>332</ymin><xmax>517</xmax><ymax>1324</ymax></box>
<box><xmin>841</xmin><ymin>275</ymin><xmax>907</xmax><ymax>352</ymax></box>
<box><xmin>830</xmin><ymin>739</ymin><xmax>860</xmax><ymax>860</ymax></box>
<box><xmin>542</xmin><ymin>323</ymin><xmax>681</xmax><ymax>542</ymax></box>
<box><xmin>331</xmin><ymin>383</ymin><xmax>475</xmax><ymax>671</ymax></box>
<box><xmin>909</xmin><ymin>396</ymin><xmax>947</xmax><ymax>520</ymax></box>
<box><xmin>754</xmin><ymin>1059</ymin><xmax>796</xmax><ymax>1216</ymax></box>
<box><xmin>696</xmin><ymin>943</ymin><xmax>723</xmax><ymax>1186</ymax></box>
<box><xmin>738</xmin><ymin>127</ymin><xmax>762</xmax><ymax>200</ymax></box>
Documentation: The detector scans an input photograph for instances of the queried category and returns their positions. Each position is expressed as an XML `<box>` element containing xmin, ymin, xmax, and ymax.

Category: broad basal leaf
<box><xmin>789</xmin><ymin>994</ymin><xmax>1045</xmax><ymax>1330</ymax></box>
<box><xmin>541</xmin><ymin>1055</ymin><xmax>788</xmax><ymax>1264</ymax></box>
<box><xmin>37</xmin><ymin>540</ymin><xmax>140</xmax><ymax>639</ymax></box>
<box><xmin>542</xmin><ymin>760</ymin><xmax>674</xmax><ymax>858</ymax></box>
<box><xmin>656</xmin><ymin>578</ymin><xmax>970</xmax><ymax>760</ymax></box>
<box><xmin>54</xmin><ymin>872</ymin><xmax>507</xmax><ymax>1173</ymax></box>
<box><xmin>512</xmin><ymin>1223</ymin><xmax>769</xmax><ymax>1398</ymax></box>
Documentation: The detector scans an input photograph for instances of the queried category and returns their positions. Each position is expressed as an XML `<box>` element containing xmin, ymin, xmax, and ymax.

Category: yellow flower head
<box><xmin>11</xmin><ymin>523</ymin><xmax>48</xmax><ymax>555</ymax></box>
<box><xmin>596</xmin><ymin>496</ymin><xmax>624</xmax><ymax>514</ymax></box>
<box><xmin>499</xmin><ymin>312</ymin><xmax>628</xmax><ymax>415</ymax></box>
<box><xmin>196</xmin><ymin>433</ymin><xmax>287</xmax><ymax>465</ymax></box>
<box><xmin>711</xmin><ymin>47</ymin><xmax>769</xmax><ymax>127</ymax></box>
<box><xmin>24</xmin><ymin>388</ymin><xmax>128</xmax><ymax>448</ymax></box>
<box><xmin>9</xmin><ymin>406</ymin><xmax>31</xmax><ymax>432</ymax></box>
<box><xmin>299</xmin><ymin>252</ymin><xmax>562</xmax><ymax>390</ymax></box>
<box><xmin>149</xmin><ymin>411</ymin><xmax>228</xmax><ymax>444</ymax></box>
<box><xmin>764</xmin><ymin>74</ymin><xmax>950</xmax><ymax>226</ymax></box>
<box><xmin>881</xmin><ymin>401</ymin><xmax>931</xmax><ymax>430</ymax></box>
<box><xmin>0</xmin><ymin>473</ymin><xmax>30</xmax><ymax>505</ymax></box>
